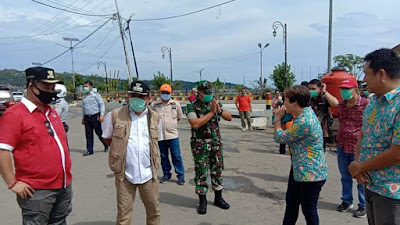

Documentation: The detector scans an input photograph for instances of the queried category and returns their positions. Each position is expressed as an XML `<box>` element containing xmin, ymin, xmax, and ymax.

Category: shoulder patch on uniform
<box><xmin>56</xmin><ymin>99</ymin><xmax>61</xmax><ymax>103</ymax></box>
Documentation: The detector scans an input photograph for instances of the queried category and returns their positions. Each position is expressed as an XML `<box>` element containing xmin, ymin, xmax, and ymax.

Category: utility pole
<box><xmin>115</xmin><ymin>0</ymin><xmax>133</xmax><ymax>83</ymax></box>
<box><xmin>56</xmin><ymin>37</ymin><xmax>79</xmax><ymax>91</ymax></box>
<box><xmin>327</xmin><ymin>0</ymin><xmax>333</xmax><ymax>72</ymax></box>
<box><xmin>126</xmin><ymin>13</ymin><xmax>139</xmax><ymax>80</ymax></box>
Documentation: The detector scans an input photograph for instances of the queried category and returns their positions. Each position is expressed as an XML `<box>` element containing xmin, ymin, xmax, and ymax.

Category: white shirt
<box><xmin>102</xmin><ymin>108</ymin><xmax>163</xmax><ymax>184</ymax></box>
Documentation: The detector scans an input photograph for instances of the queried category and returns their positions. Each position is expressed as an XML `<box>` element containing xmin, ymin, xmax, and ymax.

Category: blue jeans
<box><xmin>158</xmin><ymin>138</ymin><xmax>185</xmax><ymax>180</ymax></box>
<box><xmin>283</xmin><ymin>168</ymin><xmax>326</xmax><ymax>225</ymax></box>
<box><xmin>337</xmin><ymin>146</ymin><xmax>366</xmax><ymax>208</ymax></box>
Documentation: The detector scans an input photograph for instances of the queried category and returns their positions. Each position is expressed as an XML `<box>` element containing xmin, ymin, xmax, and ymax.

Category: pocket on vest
<box><xmin>109</xmin><ymin>152</ymin><xmax>124</xmax><ymax>174</ymax></box>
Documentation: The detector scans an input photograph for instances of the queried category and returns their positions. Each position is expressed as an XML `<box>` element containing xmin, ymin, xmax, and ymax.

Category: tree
<box><xmin>234</xmin><ymin>84</ymin><xmax>245</xmax><ymax>93</ymax></box>
<box><xmin>172</xmin><ymin>80</ymin><xmax>183</xmax><ymax>91</ymax></box>
<box><xmin>212</xmin><ymin>77</ymin><xmax>224</xmax><ymax>97</ymax></box>
<box><xmin>269</xmin><ymin>63</ymin><xmax>296</xmax><ymax>91</ymax></box>
<box><xmin>151</xmin><ymin>71</ymin><xmax>170</xmax><ymax>90</ymax></box>
<box><xmin>252</xmin><ymin>78</ymin><xmax>267</xmax><ymax>92</ymax></box>
<box><xmin>333</xmin><ymin>54</ymin><xmax>364</xmax><ymax>80</ymax></box>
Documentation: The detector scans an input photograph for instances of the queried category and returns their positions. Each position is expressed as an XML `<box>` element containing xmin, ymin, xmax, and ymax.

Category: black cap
<box><xmin>25</xmin><ymin>66</ymin><xmax>60</xmax><ymax>83</ymax></box>
<box><xmin>129</xmin><ymin>81</ymin><xmax>150</xmax><ymax>95</ymax></box>
<box><xmin>300</xmin><ymin>81</ymin><xmax>309</xmax><ymax>86</ymax></box>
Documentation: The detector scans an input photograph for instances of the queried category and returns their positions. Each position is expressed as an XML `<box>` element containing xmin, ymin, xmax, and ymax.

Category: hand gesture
<box><xmin>348</xmin><ymin>161</ymin><xmax>363</xmax><ymax>177</ymax></box>
<box><xmin>275</xmin><ymin>105</ymin><xmax>286</xmax><ymax>120</ymax></box>
<box><xmin>210</xmin><ymin>99</ymin><xmax>217</xmax><ymax>114</ymax></box>
<box><xmin>321</xmin><ymin>83</ymin><xmax>327</xmax><ymax>93</ymax></box>
<box><xmin>11</xmin><ymin>181</ymin><xmax>35</xmax><ymax>199</ymax></box>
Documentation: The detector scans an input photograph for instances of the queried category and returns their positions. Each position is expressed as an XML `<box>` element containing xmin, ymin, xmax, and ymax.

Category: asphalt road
<box><xmin>0</xmin><ymin>106</ymin><xmax>367</xmax><ymax>225</ymax></box>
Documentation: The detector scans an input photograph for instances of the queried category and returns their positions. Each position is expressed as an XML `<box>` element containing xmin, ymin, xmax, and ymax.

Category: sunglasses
<box><xmin>44</xmin><ymin>120</ymin><xmax>54</xmax><ymax>136</ymax></box>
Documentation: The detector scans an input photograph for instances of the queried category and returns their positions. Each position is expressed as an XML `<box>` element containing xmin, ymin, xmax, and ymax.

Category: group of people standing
<box><xmin>1</xmin><ymin>48</ymin><xmax>400</xmax><ymax>225</ymax></box>
<box><xmin>273</xmin><ymin>48</ymin><xmax>400</xmax><ymax>225</ymax></box>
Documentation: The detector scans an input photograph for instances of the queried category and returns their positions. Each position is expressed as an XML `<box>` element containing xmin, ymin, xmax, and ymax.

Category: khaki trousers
<box><xmin>115</xmin><ymin>178</ymin><xmax>160</xmax><ymax>225</ymax></box>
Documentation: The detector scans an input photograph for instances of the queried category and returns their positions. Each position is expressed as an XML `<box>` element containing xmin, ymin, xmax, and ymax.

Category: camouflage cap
<box><xmin>197</xmin><ymin>80</ymin><xmax>212</xmax><ymax>95</ymax></box>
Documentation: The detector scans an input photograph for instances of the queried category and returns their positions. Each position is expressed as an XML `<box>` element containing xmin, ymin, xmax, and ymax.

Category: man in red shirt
<box><xmin>235</xmin><ymin>87</ymin><xmax>253</xmax><ymax>131</ymax></box>
<box><xmin>335</xmin><ymin>79</ymin><xmax>369</xmax><ymax>218</ymax></box>
<box><xmin>0</xmin><ymin>67</ymin><xmax>72</xmax><ymax>224</ymax></box>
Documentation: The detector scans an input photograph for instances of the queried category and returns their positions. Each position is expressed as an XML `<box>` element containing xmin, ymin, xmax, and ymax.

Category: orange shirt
<box><xmin>235</xmin><ymin>94</ymin><xmax>251</xmax><ymax>111</ymax></box>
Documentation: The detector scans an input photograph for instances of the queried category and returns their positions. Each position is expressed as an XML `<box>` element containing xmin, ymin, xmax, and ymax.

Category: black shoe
<box><xmin>197</xmin><ymin>195</ymin><xmax>207</xmax><ymax>214</ymax></box>
<box><xmin>159</xmin><ymin>175</ymin><xmax>170</xmax><ymax>183</ymax></box>
<box><xmin>104</xmin><ymin>146</ymin><xmax>109</xmax><ymax>152</ymax></box>
<box><xmin>83</xmin><ymin>151</ymin><xmax>93</xmax><ymax>156</ymax></box>
<box><xmin>353</xmin><ymin>207</ymin><xmax>366</xmax><ymax>218</ymax></box>
<box><xmin>213</xmin><ymin>190</ymin><xmax>230</xmax><ymax>209</ymax></box>
<box><xmin>337</xmin><ymin>202</ymin><xmax>353</xmax><ymax>212</ymax></box>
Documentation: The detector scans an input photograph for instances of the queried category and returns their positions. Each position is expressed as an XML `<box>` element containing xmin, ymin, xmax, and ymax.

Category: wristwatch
<box><xmin>218</xmin><ymin>109</ymin><xmax>224</xmax><ymax>116</ymax></box>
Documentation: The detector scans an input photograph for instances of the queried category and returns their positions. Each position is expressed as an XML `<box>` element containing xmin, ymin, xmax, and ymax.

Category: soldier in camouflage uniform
<box><xmin>186</xmin><ymin>80</ymin><xmax>232</xmax><ymax>214</ymax></box>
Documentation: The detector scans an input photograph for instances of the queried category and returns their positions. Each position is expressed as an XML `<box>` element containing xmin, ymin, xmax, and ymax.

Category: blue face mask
<box><xmin>160</xmin><ymin>94</ymin><xmax>171</xmax><ymax>101</ymax></box>
<box><xmin>129</xmin><ymin>97</ymin><xmax>147</xmax><ymax>112</ymax></box>
<box><xmin>203</xmin><ymin>94</ymin><xmax>213</xmax><ymax>103</ymax></box>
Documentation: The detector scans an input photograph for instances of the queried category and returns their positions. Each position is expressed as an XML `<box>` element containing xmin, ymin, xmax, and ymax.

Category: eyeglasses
<box><xmin>44</xmin><ymin>120</ymin><xmax>54</xmax><ymax>136</ymax></box>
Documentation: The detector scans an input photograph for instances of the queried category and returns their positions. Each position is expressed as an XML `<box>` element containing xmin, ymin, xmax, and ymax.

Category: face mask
<box><xmin>310</xmin><ymin>90</ymin><xmax>319</xmax><ymax>98</ymax></box>
<box><xmin>83</xmin><ymin>87</ymin><xmax>90</xmax><ymax>94</ymax></box>
<box><xmin>31</xmin><ymin>85</ymin><xmax>57</xmax><ymax>104</ymax></box>
<box><xmin>364</xmin><ymin>91</ymin><xmax>370</xmax><ymax>96</ymax></box>
<box><xmin>160</xmin><ymin>94</ymin><xmax>171</xmax><ymax>101</ymax></box>
<box><xmin>202</xmin><ymin>94</ymin><xmax>213</xmax><ymax>103</ymax></box>
<box><xmin>341</xmin><ymin>89</ymin><xmax>353</xmax><ymax>100</ymax></box>
<box><xmin>129</xmin><ymin>97</ymin><xmax>147</xmax><ymax>112</ymax></box>
<box><xmin>241</xmin><ymin>93</ymin><xmax>246</xmax><ymax>96</ymax></box>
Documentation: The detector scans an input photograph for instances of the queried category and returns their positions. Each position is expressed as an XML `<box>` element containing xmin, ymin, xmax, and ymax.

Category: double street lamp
<box><xmin>197</xmin><ymin>68</ymin><xmax>204</xmax><ymax>80</ymax></box>
<box><xmin>258</xmin><ymin>43</ymin><xmax>270</xmax><ymax>94</ymax></box>
<box><xmin>272</xmin><ymin>21</ymin><xmax>288</xmax><ymax>89</ymax></box>
<box><xmin>161</xmin><ymin>46</ymin><xmax>173</xmax><ymax>84</ymax></box>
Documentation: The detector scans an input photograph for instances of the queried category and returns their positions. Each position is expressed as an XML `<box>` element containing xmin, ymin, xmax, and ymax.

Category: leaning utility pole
<box><xmin>115</xmin><ymin>0</ymin><xmax>133</xmax><ymax>83</ymax></box>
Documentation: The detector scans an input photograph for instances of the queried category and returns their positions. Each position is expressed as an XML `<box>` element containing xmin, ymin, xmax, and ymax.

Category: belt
<box><xmin>85</xmin><ymin>113</ymin><xmax>99</xmax><ymax>118</ymax></box>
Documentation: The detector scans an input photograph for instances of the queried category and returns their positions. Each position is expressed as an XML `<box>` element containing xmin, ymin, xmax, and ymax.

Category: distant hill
<box><xmin>0</xmin><ymin>69</ymin><xmax>239</xmax><ymax>91</ymax></box>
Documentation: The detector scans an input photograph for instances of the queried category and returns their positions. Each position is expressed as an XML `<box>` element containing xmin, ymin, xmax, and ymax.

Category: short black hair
<box><xmin>84</xmin><ymin>80</ymin><xmax>93</xmax><ymax>86</ymax></box>
<box><xmin>301</xmin><ymin>81</ymin><xmax>309</xmax><ymax>86</ymax></box>
<box><xmin>364</xmin><ymin>48</ymin><xmax>400</xmax><ymax>79</ymax></box>
<box><xmin>284</xmin><ymin>85</ymin><xmax>310</xmax><ymax>108</ymax></box>
<box><xmin>309</xmin><ymin>79</ymin><xmax>321</xmax><ymax>87</ymax></box>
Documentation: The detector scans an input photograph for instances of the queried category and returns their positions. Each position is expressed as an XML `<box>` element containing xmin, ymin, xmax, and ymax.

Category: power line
<box><xmin>0</xmin><ymin>0</ymin><xmax>105</xmax><ymax>45</ymax></box>
<box><xmin>75</xmin><ymin>22</ymin><xmax>118</xmax><ymax>57</ymax></box>
<box><xmin>43</xmin><ymin>0</ymin><xmax>102</xmax><ymax>15</ymax></box>
<box><xmin>131</xmin><ymin>0</ymin><xmax>236</xmax><ymax>21</ymax></box>
<box><xmin>31</xmin><ymin>0</ymin><xmax>113</xmax><ymax>17</ymax></box>
<box><xmin>76</xmin><ymin>35</ymin><xmax>121</xmax><ymax>73</ymax></box>
<box><xmin>41</xmin><ymin>17</ymin><xmax>115</xmax><ymax>65</ymax></box>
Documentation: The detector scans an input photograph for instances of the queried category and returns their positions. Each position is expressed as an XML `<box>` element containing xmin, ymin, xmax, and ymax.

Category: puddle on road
<box><xmin>223</xmin><ymin>176</ymin><xmax>284</xmax><ymax>203</ymax></box>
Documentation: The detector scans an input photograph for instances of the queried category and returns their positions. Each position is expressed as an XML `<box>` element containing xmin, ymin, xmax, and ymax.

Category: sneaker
<box><xmin>337</xmin><ymin>202</ymin><xmax>353</xmax><ymax>212</ymax></box>
<box><xmin>241</xmin><ymin>128</ymin><xmax>246</xmax><ymax>131</ymax></box>
<box><xmin>250</xmin><ymin>127</ymin><xmax>254</xmax><ymax>131</ymax></box>
<box><xmin>353</xmin><ymin>207</ymin><xmax>366</xmax><ymax>218</ymax></box>
<box><xmin>159</xmin><ymin>175</ymin><xmax>170</xmax><ymax>183</ymax></box>
<box><xmin>104</xmin><ymin>146</ymin><xmax>109</xmax><ymax>152</ymax></box>
<box><xmin>83</xmin><ymin>151</ymin><xmax>93</xmax><ymax>156</ymax></box>
<box><xmin>177</xmin><ymin>178</ymin><xmax>185</xmax><ymax>185</ymax></box>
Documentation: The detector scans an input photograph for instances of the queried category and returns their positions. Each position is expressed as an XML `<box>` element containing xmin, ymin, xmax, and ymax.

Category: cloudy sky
<box><xmin>0</xmin><ymin>0</ymin><xmax>399</xmax><ymax>87</ymax></box>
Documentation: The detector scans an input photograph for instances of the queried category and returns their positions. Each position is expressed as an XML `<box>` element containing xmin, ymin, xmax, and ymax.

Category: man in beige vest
<box><xmin>102</xmin><ymin>81</ymin><xmax>162</xmax><ymax>225</ymax></box>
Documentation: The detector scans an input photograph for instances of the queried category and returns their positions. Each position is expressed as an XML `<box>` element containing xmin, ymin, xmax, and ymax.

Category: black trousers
<box><xmin>84</xmin><ymin>113</ymin><xmax>107</xmax><ymax>153</ymax></box>
<box><xmin>283</xmin><ymin>169</ymin><xmax>326</xmax><ymax>225</ymax></box>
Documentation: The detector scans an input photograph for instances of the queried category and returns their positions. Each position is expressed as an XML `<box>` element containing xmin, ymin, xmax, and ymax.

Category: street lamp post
<box><xmin>97</xmin><ymin>61</ymin><xmax>109</xmax><ymax>94</ymax></box>
<box><xmin>63</xmin><ymin>37</ymin><xmax>79</xmax><ymax>90</ymax></box>
<box><xmin>258</xmin><ymin>43</ymin><xmax>270</xmax><ymax>94</ymax></box>
<box><xmin>272</xmin><ymin>21</ymin><xmax>288</xmax><ymax>89</ymax></box>
<box><xmin>126</xmin><ymin>14</ymin><xmax>140</xmax><ymax>80</ymax></box>
<box><xmin>32</xmin><ymin>62</ymin><xmax>42</xmax><ymax>66</ymax></box>
<box><xmin>197</xmin><ymin>68</ymin><xmax>204</xmax><ymax>80</ymax></box>
<box><xmin>161</xmin><ymin>46</ymin><xmax>173</xmax><ymax>84</ymax></box>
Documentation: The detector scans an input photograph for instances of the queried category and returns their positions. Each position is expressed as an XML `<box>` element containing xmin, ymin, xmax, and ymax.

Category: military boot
<box><xmin>197</xmin><ymin>195</ymin><xmax>207</xmax><ymax>214</ymax></box>
<box><xmin>213</xmin><ymin>190</ymin><xmax>230</xmax><ymax>209</ymax></box>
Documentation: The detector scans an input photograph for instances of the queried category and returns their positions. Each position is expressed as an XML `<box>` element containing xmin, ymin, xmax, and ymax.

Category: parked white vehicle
<box><xmin>12</xmin><ymin>91</ymin><xmax>24</xmax><ymax>102</ymax></box>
